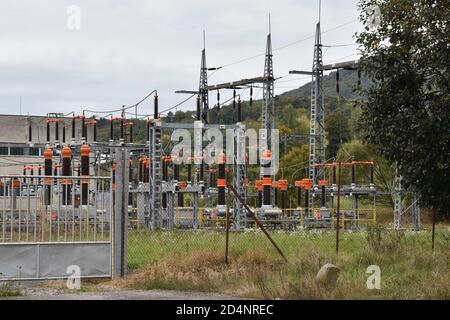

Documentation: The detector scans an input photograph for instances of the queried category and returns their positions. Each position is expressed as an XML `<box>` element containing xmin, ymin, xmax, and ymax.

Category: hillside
<box><xmin>281</xmin><ymin>69</ymin><xmax>367</xmax><ymax>99</ymax></box>
<box><xmin>97</xmin><ymin>70</ymin><xmax>363</xmax><ymax>157</ymax></box>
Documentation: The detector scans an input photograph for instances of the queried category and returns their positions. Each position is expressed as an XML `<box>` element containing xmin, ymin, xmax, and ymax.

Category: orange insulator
<box><xmin>217</xmin><ymin>152</ymin><xmax>226</xmax><ymax>164</ymax></box>
<box><xmin>178</xmin><ymin>181</ymin><xmax>187</xmax><ymax>189</ymax></box>
<box><xmin>318</xmin><ymin>180</ymin><xmax>329</xmax><ymax>186</ymax></box>
<box><xmin>262</xmin><ymin>177</ymin><xmax>272</xmax><ymax>186</ymax></box>
<box><xmin>272</xmin><ymin>181</ymin><xmax>279</xmax><ymax>188</ymax></box>
<box><xmin>255</xmin><ymin>180</ymin><xmax>263</xmax><ymax>191</ymax></box>
<box><xmin>44</xmin><ymin>148</ymin><xmax>53</xmax><ymax>160</ymax></box>
<box><xmin>301</xmin><ymin>178</ymin><xmax>313</xmax><ymax>190</ymax></box>
<box><xmin>262</xmin><ymin>149</ymin><xmax>272</xmax><ymax>160</ymax></box>
<box><xmin>294</xmin><ymin>180</ymin><xmax>303</xmax><ymax>188</ymax></box>
<box><xmin>80</xmin><ymin>144</ymin><xmax>90</xmax><ymax>157</ymax></box>
<box><xmin>217</xmin><ymin>178</ymin><xmax>227</xmax><ymax>187</ymax></box>
<box><xmin>278</xmin><ymin>179</ymin><xmax>289</xmax><ymax>191</ymax></box>
<box><xmin>62</xmin><ymin>146</ymin><xmax>72</xmax><ymax>159</ymax></box>
<box><xmin>163</xmin><ymin>156</ymin><xmax>172</xmax><ymax>163</ymax></box>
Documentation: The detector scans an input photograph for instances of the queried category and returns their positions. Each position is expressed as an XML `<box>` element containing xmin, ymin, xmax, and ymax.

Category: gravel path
<box><xmin>1</xmin><ymin>282</ymin><xmax>239</xmax><ymax>300</ymax></box>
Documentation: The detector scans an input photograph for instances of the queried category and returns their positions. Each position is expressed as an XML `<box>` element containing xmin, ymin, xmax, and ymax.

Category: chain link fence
<box><xmin>126</xmin><ymin>196</ymin><xmax>449</xmax><ymax>272</ymax></box>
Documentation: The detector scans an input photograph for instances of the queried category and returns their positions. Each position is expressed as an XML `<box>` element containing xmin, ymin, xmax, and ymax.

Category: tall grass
<box><xmin>122</xmin><ymin>229</ymin><xmax>450</xmax><ymax>299</ymax></box>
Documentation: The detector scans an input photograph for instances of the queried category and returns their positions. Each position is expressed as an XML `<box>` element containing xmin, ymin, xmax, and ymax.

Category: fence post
<box><xmin>336</xmin><ymin>162</ymin><xmax>341</xmax><ymax>255</ymax></box>
<box><xmin>113</xmin><ymin>147</ymin><xmax>129</xmax><ymax>277</ymax></box>
<box><xmin>431</xmin><ymin>208</ymin><xmax>436</xmax><ymax>251</ymax></box>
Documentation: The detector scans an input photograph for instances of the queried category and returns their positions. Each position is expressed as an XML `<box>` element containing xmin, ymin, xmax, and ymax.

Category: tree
<box><xmin>325</xmin><ymin>111</ymin><xmax>351</xmax><ymax>159</ymax></box>
<box><xmin>356</xmin><ymin>0</ymin><xmax>450</xmax><ymax>218</ymax></box>
<box><xmin>276</xmin><ymin>145</ymin><xmax>310</xmax><ymax>183</ymax></box>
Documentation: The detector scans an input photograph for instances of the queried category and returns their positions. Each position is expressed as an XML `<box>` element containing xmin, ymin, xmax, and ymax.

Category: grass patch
<box><xmin>0</xmin><ymin>283</ymin><xmax>21</xmax><ymax>298</ymax></box>
<box><xmin>123</xmin><ymin>229</ymin><xmax>450</xmax><ymax>299</ymax></box>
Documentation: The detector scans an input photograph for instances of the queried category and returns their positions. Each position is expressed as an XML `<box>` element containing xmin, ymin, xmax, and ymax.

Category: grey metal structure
<box><xmin>309</xmin><ymin>22</ymin><xmax>325</xmax><ymax>183</ymax></box>
<box><xmin>113</xmin><ymin>148</ymin><xmax>129</xmax><ymax>277</ymax></box>
<box><xmin>289</xmin><ymin>22</ymin><xmax>325</xmax><ymax>212</ymax></box>
<box><xmin>393</xmin><ymin>174</ymin><xmax>402</xmax><ymax>230</ymax></box>
<box><xmin>233</xmin><ymin>123</ymin><xmax>247</xmax><ymax>229</ymax></box>
<box><xmin>149</xmin><ymin>119</ymin><xmax>163</xmax><ymax>230</ymax></box>
<box><xmin>199</xmin><ymin>37</ymin><xmax>210</xmax><ymax>124</ymax></box>
<box><xmin>261</xmin><ymin>32</ymin><xmax>275</xmax><ymax>154</ymax></box>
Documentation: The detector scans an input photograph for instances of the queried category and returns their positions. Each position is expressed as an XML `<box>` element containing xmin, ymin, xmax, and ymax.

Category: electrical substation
<box><xmin>0</xmin><ymin>16</ymin><xmax>422</xmax><ymax>281</ymax></box>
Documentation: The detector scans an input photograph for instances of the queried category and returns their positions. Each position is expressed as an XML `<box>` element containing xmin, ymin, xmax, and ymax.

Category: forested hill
<box><xmin>97</xmin><ymin>69</ymin><xmax>364</xmax><ymax>159</ymax></box>
<box><xmin>282</xmin><ymin>69</ymin><xmax>366</xmax><ymax>99</ymax></box>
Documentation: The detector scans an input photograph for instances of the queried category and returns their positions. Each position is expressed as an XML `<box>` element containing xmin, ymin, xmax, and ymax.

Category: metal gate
<box><xmin>0</xmin><ymin>174</ymin><xmax>113</xmax><ymax>280</ymax></box>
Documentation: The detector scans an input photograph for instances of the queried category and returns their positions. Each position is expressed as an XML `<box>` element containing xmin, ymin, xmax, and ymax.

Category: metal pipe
<box><xmin>81</xmin><ymin>144</ymin><xmax>90</xmax><ymax>205</ymax></box>
<box><xmin>196</xmin><ymin>95</ymin><xmax>201</xmax><ymax>121</ymax></box>
<box><xmin>93</xmin><ymin>122</ymin><xmax>97</xmax><ymax>142</ymax></box>
<box><xmin>46</xmin><ymin>122</ymin><xmax>50</xmax><ymax>142</ymax></box>
<box><xmin>110</xmin><ymin>118</ymin><xmax>114</xmax><ymax>141</ymax></box>
<box><xmin>274</xmin><ymin>185</ymin><xmax>279</xmax><ymax>207</ymax></box>
<box><xmin>304</xmin><ymin>189</ymin><xmax>309</xmax><ymax>214</ymax></box>
<box><xmin>370</xmin><ymin>164</ymin><xmax>374</xmax><ymax>184</ymax></box>
<box><xmin>28</xmin><ymin>123</ymin><xmax>32</xmax><ymax>142</ymax></box>
<box><xmin>332</xmin><ymin>166</ymin><xmax>337</xmax><ymax>185</ymax></box>
<box><xmin>44</xmin><ymin>148</ymin><xmax>52</xmax><ymax>205</ymax></box>
<box><xmin>321</xmin><ymin>185</ymin><xmax>326</xmax><ymax>207</ymax></box>
<box><xmin>352</xmin><ymin>164</ymin><xmax>356</xmax><ymax>185</ymax></box>
<box><xmin>62</xmin><ymin>146</ymin><xmax>72</xmax><ymax>205</ymax></box>
<box><xmin>237</xmin><ymin>96</ymin><xmax>242</xmax><ymax>122</ymax></box>
<box><xmin>81</xmin><ymin>116</ymin><xmax>86</xmax><ymax>141</ymax></box>
<box><xmin>55</xmin><ymin>120</ymin><xmax>59</xmax><ymax>142</ymax></box>
<box><xmin>154</xmin><ymin>95</ymin><xmax>159</xmax><ymax>119</ymax></box>
<box><xmin>72</xmin><ymin>117</ymin><xmax>76</xmax><ymax>140</ymax></box>
<box><xmin>129</xmin><ymin>123</ymin><xmax>133</xmax><ymax>143</ymax></box>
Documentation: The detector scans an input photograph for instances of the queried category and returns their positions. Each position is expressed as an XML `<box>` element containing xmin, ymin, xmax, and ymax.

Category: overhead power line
<box><xmin>213</xmin><ymin>18</ymin><xmax>358</xmax><ymax>72</ymax></box>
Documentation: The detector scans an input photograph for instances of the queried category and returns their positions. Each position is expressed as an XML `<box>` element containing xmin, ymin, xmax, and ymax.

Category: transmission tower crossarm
<box><xmin>175</xmin><ymin>90</ymin><xmax>199</xmax><ymax>94</ymax></box>
<box><xmin>289</xmin><ymin>70</ymin><xmax>314</xmax><ymax>75</ymax></box>
<box><xmin>322</xmin><ymin>60</ymin><xmax>359</xmax><ymax>71</ymax></box>
<box><xmin>205</xmin><ymin>76</ymin><xmax>273</xmax><ymax>91</ymax></box>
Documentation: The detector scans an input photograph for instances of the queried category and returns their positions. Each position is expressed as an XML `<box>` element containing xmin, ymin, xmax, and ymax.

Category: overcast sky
<box><xmin>0</xmin><ymin>0</ymin><xmax>362</xmax><ymax>117</ymax></box>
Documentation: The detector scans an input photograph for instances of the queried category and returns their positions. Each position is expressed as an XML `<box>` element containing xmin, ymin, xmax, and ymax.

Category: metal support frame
<box><xmin>393</xmin><ymin>174</ymin><xmax>402</xmax><ymax>230</ymax></box>
<box><xmin>261</xmin><ymin>32</ymin><xmax>275</xmax><ymax>156</ymax></box>
<box><xmin>113</xmin><ymin>147</ymin><xmax>129</xmax><ymax>278</ymax></box>
<box><xmin>233</xmin><ymin>123</ymin><xmax>247</xmax><ymax>229</ymax></box>
<box><xmin>309</xmin><ymin>22</ymin><xmax>325</xmax><ymax>185</ymax></box>
<box><xmin>149</xmin><ymin>119</ymin><xmax>163</xmax><ymax>230</ymax></box>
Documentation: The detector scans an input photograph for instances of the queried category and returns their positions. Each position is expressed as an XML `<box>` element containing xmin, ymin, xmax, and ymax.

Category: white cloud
<box><xmin>0</xmin><ymin>0</ymin><xmax>362</xmax><ymax>116</ymax></box>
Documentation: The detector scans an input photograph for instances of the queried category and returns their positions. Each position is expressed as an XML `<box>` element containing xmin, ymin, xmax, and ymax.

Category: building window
<box><xmin>10</xmin><ymin>147</ymin><xmax>24</xmax><ymax>156</ymax></box>
<box><xmin>0</xmin><ymin>147</ymin><xmax>8</xmax><ymax>155</ymax></box>
<box><xmin>28</xmin><ymin>147</ymin><xmax>40</xmax><ymax>156</ymax></box>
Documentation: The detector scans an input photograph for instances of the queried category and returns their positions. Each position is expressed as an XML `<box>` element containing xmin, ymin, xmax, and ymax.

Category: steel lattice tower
<box><xmin>309</xmin><ymin>22</ymin><xmax>325</xmax><ymax>183</ymax></box>
<box><xmin>261</xmin><ymin>32</ymin><xmax>275</xmax><ymax>156</ymax></box>
<box><xmin>199</xmin><ymin>44</ymin><xmax>209</xmax><ymax>124</ymax></box>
